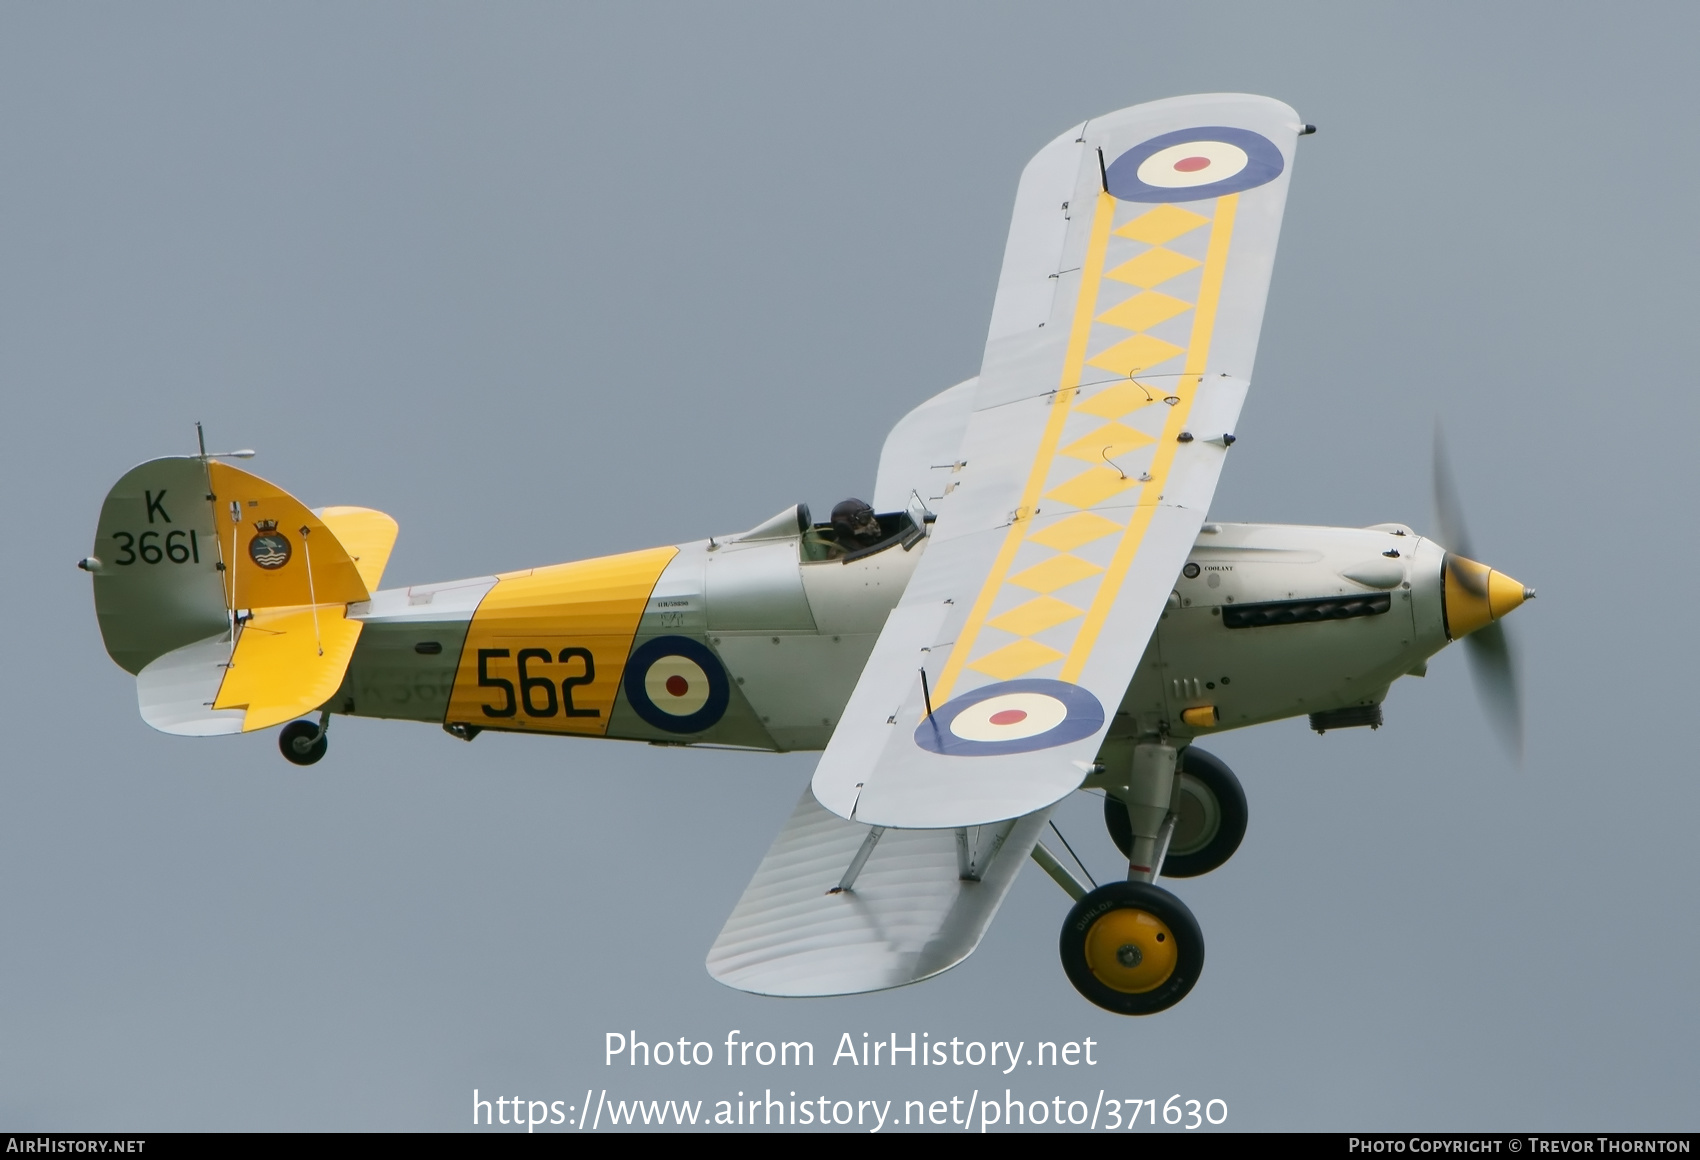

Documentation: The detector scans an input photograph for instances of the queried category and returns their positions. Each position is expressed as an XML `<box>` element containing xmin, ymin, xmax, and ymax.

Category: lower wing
<box><xmin>707</xmin><ymin>784</ymin><xmax>1052</xmax><ymax>996</ymax></box>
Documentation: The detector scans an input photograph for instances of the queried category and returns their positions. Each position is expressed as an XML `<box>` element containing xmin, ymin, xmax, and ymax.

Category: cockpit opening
<box><xmin>801</xmin><ymin>499</ymin><xmax>925</xmax><ymax>563</ymax></box>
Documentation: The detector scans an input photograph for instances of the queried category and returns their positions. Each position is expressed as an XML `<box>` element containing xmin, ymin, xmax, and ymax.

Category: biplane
<box><xmin>82</xmin><ymin>94</ymin><xmax>1532</xmax><ymax>1014</ymax></box>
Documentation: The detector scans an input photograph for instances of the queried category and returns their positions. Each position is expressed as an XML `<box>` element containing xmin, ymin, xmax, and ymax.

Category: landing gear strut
<box><xmin>1057</xmin><ymin>740</ymin><xmax>1206</xmax><ymax>1014</ymax></box>
<box><xmin>1104</xmin><ymin>746</ymin><xmax>1247</xmax><ymax>878</ymax></box>
<box><xmin>279</xmin><ymin>710</ymin><xmax>329</xmax><ymax>766</ymax></box>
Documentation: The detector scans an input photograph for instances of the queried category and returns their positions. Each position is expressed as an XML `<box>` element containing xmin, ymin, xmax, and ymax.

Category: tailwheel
<box><xmin>1060</xmin><ymin>881</ymin><xmax>1203</xmax><ymax>1015</ymax></box>
<box><xmin>279</xmin><ymin>719</ymin><xmax>328</xmax><ymax>766</ymax></box>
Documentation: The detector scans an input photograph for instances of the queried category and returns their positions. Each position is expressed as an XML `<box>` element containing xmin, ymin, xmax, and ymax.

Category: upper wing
<box><xmin>815</xmin><ymin>95</ymin><xmax>1301</xmax><ymax>828</ymax></box>
<box><xmin>870</xmin><ymin>376</ymin><xmax>977</xmax><ymax>513</ymax></box>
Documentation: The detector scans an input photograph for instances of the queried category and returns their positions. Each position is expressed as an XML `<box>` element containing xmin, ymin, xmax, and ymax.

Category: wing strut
<box><xmin>956</xmin><ymin>822</ymin><xmax>1014</xmax><ymax>882</ymax></box>
<box><xmin>828</xmin><ymin>826</ymin><xmax>886</xmax><ymax>894</ymax></box>
<box><xmin>707</xmin><ymin>787</ymin><xmax>1056</xmax><ymax>997</ymax></box>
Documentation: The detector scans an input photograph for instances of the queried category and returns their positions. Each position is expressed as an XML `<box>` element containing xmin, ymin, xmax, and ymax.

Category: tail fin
<box><xmin>88</xmin><ymin>456</ymin><xmax>398</xmax><ymax>734</ymax></box>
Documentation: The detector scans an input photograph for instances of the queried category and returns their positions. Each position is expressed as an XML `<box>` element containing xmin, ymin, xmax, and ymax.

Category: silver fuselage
<box><xmin>336</xmin><ymin>519</ymin><xmax>1448</xmax><ymax>753</ymax></box>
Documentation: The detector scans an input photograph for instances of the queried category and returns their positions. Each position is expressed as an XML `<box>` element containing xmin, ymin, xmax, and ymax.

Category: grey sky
<box><xmin>3</xmin><ymin>2</ymin><xmax>1696</xmax><ymax>1131</ymax></box>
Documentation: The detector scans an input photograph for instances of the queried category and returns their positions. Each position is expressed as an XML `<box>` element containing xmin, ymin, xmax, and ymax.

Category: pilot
<box><xmin>830</xmin><ymin>498</ymin><xmax>883</xmax><ymax>550</ymax></box>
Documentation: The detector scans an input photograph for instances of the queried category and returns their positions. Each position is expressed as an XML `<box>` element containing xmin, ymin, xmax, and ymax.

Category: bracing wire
<box><xmin>226</xmin><ymin>504</ymin><xmax>241</xmax><ymax>661</ymax></box>
<box><xmin>300</xmin><ymin>526</ymin><xmax>324</xmax><ymax>656</ymax></box>
<box><xmin>1048</xmin><ymin>819</ymin><xmax>1097</xmax><ymax>890</ymax></box>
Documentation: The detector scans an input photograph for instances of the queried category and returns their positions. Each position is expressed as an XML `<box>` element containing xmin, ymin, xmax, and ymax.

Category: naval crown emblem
<box><xmin>248</xmin><ymin>520</ymin><xmax>291</xmax><ymax>570</ymax></box>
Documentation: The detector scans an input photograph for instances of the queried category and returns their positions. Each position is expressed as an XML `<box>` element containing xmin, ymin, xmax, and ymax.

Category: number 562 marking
<box><xmin>476</xmin><ymin>648</ymin><xmax>598</xmax><ymax>719</ymax></box>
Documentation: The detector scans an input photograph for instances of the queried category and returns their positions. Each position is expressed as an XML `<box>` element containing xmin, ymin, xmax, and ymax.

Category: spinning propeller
<box><xmin>1433</xmin><ymin>427</ymin><xmax>1535</xmax><ymax>762</ymax></box>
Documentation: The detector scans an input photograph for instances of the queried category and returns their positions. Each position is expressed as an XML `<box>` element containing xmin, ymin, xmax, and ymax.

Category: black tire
<box><xmin>278</xmin><ymin>720</ymin><xmax>327</xmax><ymax>766</ymax></box>
<box><xmin>1103</xmin><ymin>746</ymin><xmax>1248</xmax><ymax>878</ymax></box>
<box><xmin>1059</xmin><ymin>881</ymin><xmax>1204</xmax><ymax>1015</ymax></box>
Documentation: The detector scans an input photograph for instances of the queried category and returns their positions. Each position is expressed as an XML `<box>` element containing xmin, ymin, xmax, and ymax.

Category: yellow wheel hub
<box><xmin>1084</xmin><ymin>907</ymin><xmax>1178</xmax><ymax>993</ymax></box>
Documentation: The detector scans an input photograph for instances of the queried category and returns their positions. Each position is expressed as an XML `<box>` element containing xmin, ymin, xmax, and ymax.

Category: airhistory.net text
<box><xmin>604</xmin><ymin>1030</ymin><xmax>1098</xmax><ymax>1073</ymax></box>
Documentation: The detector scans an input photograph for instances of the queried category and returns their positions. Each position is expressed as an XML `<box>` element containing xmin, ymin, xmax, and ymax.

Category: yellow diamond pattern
<box><xmin>1046</xmin><ymin>466</ymin><xmax>1141</xmax><ymax>510</ymax></box>
<box><xmin>988</xmin><ymin>595</ymin><xmax>1085</xmax><ymax>637</ymax></box>
<box><xmin>1009</xmin><ymin>553</ymin><xmax>1103</xmax><ymax>593</ymax></box>
<box><xmin>1096</xmin><ymin>290</ymin><xmax>1191</xmax><ymax>333</ymax></box>
<box><xmin>1061</xmin><ymin>421</ymin><xmax>1156</xmax><ymax>464</ymax></box>
<box><xmin>1087</xmin><ymin>332</ymin><xmax>1185</xmax><ymax>376</ymax></box>
<box><xmin>960</xmin><ymin>196</ymin><xmax>1223</xmax><ymax>689</ymax></box>
<box><xmin>1115</xmin><ymin>204</ymin><xmax>1210</xmax><ymax>246</ymax></box>
<box><xmin>1027</xmin><ymin>511</ymin><xmax>1124</xmax><ymax>552</ymax></box>
<box><xmin>1106</xmin><ymin>247</ymin><xmax>1200</xmax><ymax>288</ymax></box>
<box><xmin>1077</xmin><ymin>381</ymin><xmax>1167</xmax><ymax>419</ymax></box>
<box><xmin>967</xmin><ymin>637</ymin><xmax>1065</xmax><ymax>680</ymax></box>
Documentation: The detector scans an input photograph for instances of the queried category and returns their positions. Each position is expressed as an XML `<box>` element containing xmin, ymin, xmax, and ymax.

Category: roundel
<box><xmin>1104</xmin><ymin>126</ymin><xmax>1285</xmax><ymax>203</ymax></box>
<box><xmin>914</xmin><ymin>678</ymin><xmax>1105</xmax><ymax>757</ymax></box>
<box><xmin>623</xmin><ymin>635</ymin><xmax>730</xmax><ymax>734</ymax></box>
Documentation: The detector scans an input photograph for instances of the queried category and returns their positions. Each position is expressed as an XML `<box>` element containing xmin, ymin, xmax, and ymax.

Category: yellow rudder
<box><xmin>203</xmin><ymin>466</ymin><xmax>401</xmax><ymax>731</ymax></box>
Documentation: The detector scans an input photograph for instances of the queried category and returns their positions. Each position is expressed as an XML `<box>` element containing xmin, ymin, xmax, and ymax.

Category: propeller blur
<box><xmin>1433</xmin><ymin>426</ymin><xmax>1534</xmax><ymax>761</ymax></box>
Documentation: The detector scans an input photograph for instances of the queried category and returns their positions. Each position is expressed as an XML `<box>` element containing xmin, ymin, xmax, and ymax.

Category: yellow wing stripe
<box><xmin>1062</xmin><ymin>193</ymin><xmax>1238</xmax><ymax>680</ymax></box>
<box><xmin>933</xmin><ymin>190</ymin><xmax>1119</xmax><ymax>701</ymax></box>
<box><xmin>934</xmin><ymin>189</ymin><xmax>1240</xmax><ymax>701</ymax></box>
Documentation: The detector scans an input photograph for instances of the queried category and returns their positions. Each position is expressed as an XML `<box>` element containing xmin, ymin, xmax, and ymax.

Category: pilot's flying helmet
<box><xmin>830</xmin><ymin>498</ymin><xmax>880</xmax><ymax>539</ymax></box>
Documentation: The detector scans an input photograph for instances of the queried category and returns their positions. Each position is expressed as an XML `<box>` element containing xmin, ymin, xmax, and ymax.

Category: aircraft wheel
<box><xmin>1104</xmin><ymin>746</ymin><xmax>1247</xmax><ymax>878</ymax></box>
<box><xmin>1059</xmin><ymin>881</ymin><xmax>1203</xmax><ymax>1015</ymax></box>
<box><xmin>279</xmin><ymin>720</ymin><xmax>327</xmax><ymax>766</ymax></box>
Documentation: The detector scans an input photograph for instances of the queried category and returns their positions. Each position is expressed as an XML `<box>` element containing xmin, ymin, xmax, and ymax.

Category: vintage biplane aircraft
<box><xmin>82</xmin><ymin>95</ymin><xmax>1532</xmax><ymax>1014</ymax></box>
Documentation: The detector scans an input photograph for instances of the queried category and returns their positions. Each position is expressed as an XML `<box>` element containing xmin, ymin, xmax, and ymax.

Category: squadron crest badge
<box><xmin>248</xmin><ymin>520</ymin><xmax>292</xmax><ymax>570</ymax></box>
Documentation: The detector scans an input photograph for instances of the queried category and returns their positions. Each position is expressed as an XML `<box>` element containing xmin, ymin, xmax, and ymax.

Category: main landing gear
<box><xmin>1059</xmin><ymin>880</ymin><xmax>1205</xmax><ymax>1016</ymax></box>
<box><xmin>1051</xmin><ymin>743</ymin><xmax>1243</xmax><ymax>1015</ymax></box>
<box><xmin>278</xmin><ymin>710</ymin><xmax>330</xmax><ymax>766</ymax></box>
<box><xmin>1103</xmin><ymin>746</ymin><xmax>1247</xmax><ymax>878</ymax></box>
